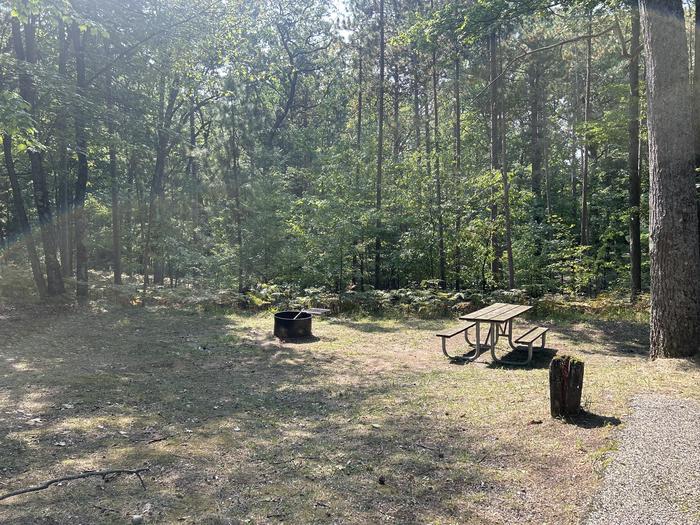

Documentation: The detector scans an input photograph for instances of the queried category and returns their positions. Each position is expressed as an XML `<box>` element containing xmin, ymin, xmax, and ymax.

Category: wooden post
<box><xmin>549</xmin><ymin>355</ymin><xmax>584</xmax><ymax>417</ymax></box>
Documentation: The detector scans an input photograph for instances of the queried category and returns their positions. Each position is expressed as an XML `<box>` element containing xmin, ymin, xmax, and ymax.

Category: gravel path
<box><xmin>585</xmin><ymin>395</ymin><xmax>700</xmax><ymax>525</ymax></box>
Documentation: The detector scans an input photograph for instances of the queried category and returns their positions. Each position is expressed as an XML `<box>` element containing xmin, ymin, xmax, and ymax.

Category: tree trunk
<box><xmin>56</xmin><ymin>20</ymin><xmax>72</xmax><ymax>277</ymax></box>
<box><xmin>529</xmin><ymin>52</ymin><xmax>545</xmax><ymax>224</ymax></box>
<box><xmin>640</xmin><ymin>0</ymin><xmax>700</xmax><ymax>358</ymax></box>
<box><xmin>502</xmin><ymin>109</ymin><xmax>515</xmax><ymax>289</ymax></box>
<box><xmin>353</xmin><ymin>51</ymin><xmax>363</xmax><ymax>290</ymax></box>
<box><xmin>489</xmin><ymin>31</ymin><xmax>503</xmax><ymax>284</ymax></box>
<box><xmin>453</xmin><ymin>52</ymin><xmax>462</xmax><ymax>291</ymax></box>
<box><xmin>374</xmin><ymin>0</ymin><xmax>385</xmax><ymax>290</ymax></box>
<box><xmin>11</xmin><ymin>17</ymin><xmax>65</xmax><ymax>296</ymax></box>
<box><xmin>124</xmin><ymin>152</ymin><xmax>136</xmax><ymax>276</ymax></box>
<box><xmin>431</xmin><ymin>20</ymin><xmax>446</xmax><ymax>289</ymax></box>
<box><xmin>580</xmin><ymin>19</ymin><xmax>593</xmax><ymax>246</ymax></box>
<box><xmin>392</xmin><ymin>62</ymin><xmax>400</xmax><ymax>160</ymax></box>
<box><xmin>2</xmin><ymin>134</ymin><xmax>47</xmax><ymax>297</ymax></box>
<box><xmin>549</xmin><ymin>355</ymin><xmax>584</xmax><ymax>417</ymax></box>
<box><xmin>629</xmin><ymin>1</ymin><xmax>642</xmax><ymax>299</ymax></box>
<box><xmin>71</xmin><ymin>22</ymin><xmax>89</xmax><ymax>303</ymax></box>
<box><xmin>694</xmin><ymin>0</ymin><xmax>700</xmax><ymax>251</ymax></box>
<box><xmin>105</xmin><ymin>43</ymin><xmax>122</xmax><ymax>286</ymax></box>
<box><xmin>143</xmin><ymin>76</ymin><xmax>178</xmax><ymax>287</ymax></box>
<box><xmin>222</xmin><ymin>105</ymin><xmax>245</xmax><ymax>294</ymax></box>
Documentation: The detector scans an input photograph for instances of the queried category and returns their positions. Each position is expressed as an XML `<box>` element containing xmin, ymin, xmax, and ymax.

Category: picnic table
<box><xmin>436</xmin><ymin>302</ymin><xmax>548</xmax><ymax>365</ymax></box>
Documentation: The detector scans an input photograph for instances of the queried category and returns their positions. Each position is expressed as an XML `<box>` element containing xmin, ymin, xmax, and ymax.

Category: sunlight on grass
<box><xmin>0</xmin><ymin>306</ymin><xmax>698</xmax><ymax>523</ymax></box>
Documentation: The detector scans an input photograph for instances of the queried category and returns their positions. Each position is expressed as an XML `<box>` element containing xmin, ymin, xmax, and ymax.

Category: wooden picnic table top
<box><xmin>459</xmin><ymin>302</ymin><xmax>532</xmax><ymax>323</ymax></box>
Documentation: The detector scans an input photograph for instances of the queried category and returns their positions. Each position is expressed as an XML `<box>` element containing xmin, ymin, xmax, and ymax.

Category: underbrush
<box><xmin>0</xmin><ymin>265</ymin><xmax>649</xmax><ymax>323</ymax></box>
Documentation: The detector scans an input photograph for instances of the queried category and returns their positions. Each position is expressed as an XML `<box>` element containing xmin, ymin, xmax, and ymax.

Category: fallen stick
<box><xmin>0</xmin><ymin>468</ymin><xmax>150</xmax><ymax>501</ymax></box>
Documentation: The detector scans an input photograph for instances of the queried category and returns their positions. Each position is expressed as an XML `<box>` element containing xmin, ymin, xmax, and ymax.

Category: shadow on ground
<box><xmin>0</xmin><ymin>304</ymin><xmax>534</xmax><ymax>524</ymax></box>
<box><xmin>564</xmin><ymin>410</ymin><xmax>622</xmax><ymax>429</ymax></box>
<box><xmin>486</xmin><ymin>347</ymin><xmax>558</xmax><ymax>370</ymax></box>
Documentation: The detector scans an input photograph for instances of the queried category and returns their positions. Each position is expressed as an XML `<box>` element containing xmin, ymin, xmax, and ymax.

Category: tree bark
<box><xmin>529</xmin><ymin>51</ymin><xmax>545</xmax><ymax>224</ymax></box>
<box><xmin>354</xmin><ymin>51</ymin><xmax>364</xmax><ymax>290</ymax></box>
<box><xmin>143</xmin><ymin>76</ymin><xmax>178</xmax><ymax>286</ymax></box>
<box><xmin>453</xmin><ymin>52</ymin><xmax>462</xmax><ymax>291</ymax></box>
<box><xmin>640</xmin><ymin>0</ymin><xmax>700</xmax><ymax>358</ymax></box>
<box><xmin>374</xmin><ymin>0</ymin><xmax>385</xmax><ymax>290</ymax></box>
<box><xmin>71</xmin><ymin>22</ymin><xmax>89</xmax><ymax>303</ymax></box>
<box><xmin>694</xmin><ymin>0</ymin><xmax>700</xmax><ymax>250</ymax></box>
<box><xmin>502</xmin><ymin>110</ymin><xmax>516</xmax><ymax>289</ymax></box>
<box><xmin>56</xmin><ymin>20</ymin><xmax>72</xmax><ymax>277</ymax></box>
<box><xmin>105</xmin><ymin>42</ymin><xmax>122</xmax><ymax>285</ymax></box>
<box><xmin>580</xmin><ymin>19</ymin><xmax>593</xmax><ymax>246</ymax></box>
<box><xmin>431</xmin><ymin>20</ymin><xmax>446</xmax><ymax>289</ymax></box>
<box><xmin>2</xmin><ymin>134</ymin><xmax>47</xmax><ymax>297</ymax></box>
<box><xmin>628</xmin><ymin>1</ymin><xmax>642</xmax><ymax>299</ymax></box>
<box><xmin>222</xmin><ymin>104</ymin><xmax>245</xmax><ymax>294</ymax></box>
<box><xmin>549</xmin><ymin>355</ymin><xmax>584</xmax><ymax>417</ymax></box>
<box><xmin>489</xmin><ymin>31</ymin><xmax>503</xmax><ymax>284</ymax></box>
<box><xmin>11</xmin><ymin>17</ymin><xmax>65</xmax><ymax>295</ymax></box>
<box><xmin>392</xmin><ymin>62</ymin><xmax>400</xmax><ymax>160</ymax></box>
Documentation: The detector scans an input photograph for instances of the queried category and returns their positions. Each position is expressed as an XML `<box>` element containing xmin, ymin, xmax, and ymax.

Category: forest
<box><xmin>1</xmin><ymin>0</ymin><xmax>700</xmax><ymax>349</ymax></box>
<box><xmin>2</xmin><ymin>0</ymin><xmax>700</xmax><ymax>522</ymax></box>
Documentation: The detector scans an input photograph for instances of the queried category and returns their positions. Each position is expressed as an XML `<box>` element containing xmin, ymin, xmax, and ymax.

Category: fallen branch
<box><xmin>0</xmin><ymin>468</ymin><xmax>150</xmax><ymax>501</ymax></box>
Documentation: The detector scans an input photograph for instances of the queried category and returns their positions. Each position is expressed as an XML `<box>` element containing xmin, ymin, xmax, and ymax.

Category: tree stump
<box><xmin>549</xmin><ymin>355</ymin><xmax>584</xmax><ymax>417</ymax></box>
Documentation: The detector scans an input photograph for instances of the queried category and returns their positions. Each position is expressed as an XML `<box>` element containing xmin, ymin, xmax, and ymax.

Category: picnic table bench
<box><xmin>436</xmin><ymin>302</ymin><xmax>548</xmax><ymax>365</ymax></box>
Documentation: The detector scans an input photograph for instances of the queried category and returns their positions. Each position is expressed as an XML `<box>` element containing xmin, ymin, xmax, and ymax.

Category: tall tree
<box><xmin>2</xmin><ymin>134</ymin><xmax>47</xmax><ymax>297</ymax></box>
<box><xmin>453</xmin><ymin>49</ymin><xmax>462</xmax><ymax>290</ymax></box>
<box><xmin>105</xmin><ymin>41</ymin><xmax>122</xmax><ymax>286</ymax></box>
<box><xmin>580</xmin><ymin>18</ymin><xmax>593</xmax><ymax>246</ymax></box>
<box><xmin>431</xmin><ymin>0</ymin><xmax>446</xmax><ymax>289</ymax></box>
<box><xmin>375</xmin><ymin>0</ymin><xmax>385</xmax><ymax>289</ymax></box>
<box><xmin>10</xmin><ymin>16</ymin><xmax>65</xmax><ymax>295</ymax></box>
<box><xmin>71</xmin><ymin>22</ymin><xmax>90</xmax><ymax>303</ymax></box>
<box><xmin>488</xmin><ymin>30</ymin><xmax>503</xmax><ymax>284</ymax></box>
<box><xmin>640</xmin><ymin>0</ymin><xmax>700</xmax><ymax>358</ymax></box>
<box><xmin>628</xmin><ymin>1</ymin><xmax>642</xmax><ymax>299</ymax></box>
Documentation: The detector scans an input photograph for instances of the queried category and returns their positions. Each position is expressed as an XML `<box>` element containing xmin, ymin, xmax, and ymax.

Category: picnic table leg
<box><xmin>506</xmin><ymin>319</ymin><xmax>519</xmax><ymax>350</ymax></box>
<box><xmin>491</xmin><ymin>320</ymin><xmax>534</xmax><ymax>366</ymax></box>
<box><xmin>464</xmin><ymin>326</ymin><xmax>476</xmax><ymax>347</ymax></box>
<box><xmin>489</xmin><ymin>322</ymin><xmax>500</xmax><ymax>362</ymax></box>
<box><xmin>468</xmin><ymin>322</ymin><xmax>482</xmax><ymax>362</ymax></box>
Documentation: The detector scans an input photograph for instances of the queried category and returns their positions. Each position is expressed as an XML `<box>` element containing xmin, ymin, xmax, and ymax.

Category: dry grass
<box><xmin>0</xmin><ymin>302</ymin><xmax>698</xmax><ymax>524</ymax></box>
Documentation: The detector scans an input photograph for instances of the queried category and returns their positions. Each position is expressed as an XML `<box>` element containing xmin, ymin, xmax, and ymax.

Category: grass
<box><xmin>0</xmin><ymin>301</ymin><xmax>698</xmax><ymax>524</ymax></box>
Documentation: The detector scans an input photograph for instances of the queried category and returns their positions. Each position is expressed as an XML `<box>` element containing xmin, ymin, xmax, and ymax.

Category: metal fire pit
<box><xmin>274</xmin><ymin>311</ymin><xmax>313</xmax><ymax>339</ymax></box>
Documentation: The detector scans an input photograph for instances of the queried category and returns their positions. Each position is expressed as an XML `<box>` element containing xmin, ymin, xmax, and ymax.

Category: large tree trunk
<box><xmin>11</xmin><ymin>17</ymin><xmax>65</xmax><ymax>296</ymax></box>
<box><xmin>374</xmin><ymin>0</ymin><xmax>385</xmax><ymax>290</ymax></box>
<box><xmin>628</xmin><ymin>1</ymin><xmax>642</xmax><ymax>299</ymax></box>
<box><xmin>694</xmin><ymin>0</ymin><xmax>700</xmax><ymax>250</ymax></box>
<box><xmin>640</xmin><ymin>0</ymin><xmax>700</xmax><ymax>358</ymax></box>
<box><xmin>2</xmin><ymin>134</ymin><xmax>47</xmax><ymax>297</ymax></box>
<box><xmin>580</xmin><ymin>19</ymin><xmax>593</xmax><ymax>246</ymax></box>
<box><xmin>71</xmin><ymin>22</ymin><xmax>89</xmax><ymax>303</ymax></box>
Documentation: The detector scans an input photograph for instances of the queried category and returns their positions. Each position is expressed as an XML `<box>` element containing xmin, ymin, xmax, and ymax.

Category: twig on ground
<box><xmin>270</xmin><ymin>456</ymin><xmax>319</xmax><ymax>465</ymax></box>
<box><xmin>146</xmin><ymin>434</ymin><xmax>171</xmax><ymax>444</ymax></box>
<box><xmin>0</xmin><ymin>468</ymin><xmax>150</xmax><ymax>501</ymax></box>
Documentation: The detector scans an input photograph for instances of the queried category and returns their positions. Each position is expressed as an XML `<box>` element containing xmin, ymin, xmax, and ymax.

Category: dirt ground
<box><xmin>0</xmin><ymin>302</ymin><xmax>698</xmax><ymax>524</ymax></box>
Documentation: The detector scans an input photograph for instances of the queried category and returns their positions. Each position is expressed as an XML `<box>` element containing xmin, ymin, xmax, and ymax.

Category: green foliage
<box><xmin>0</xmin><ymin>0</ymin><xmax>652</xmax><ymax>303</ymax></box>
